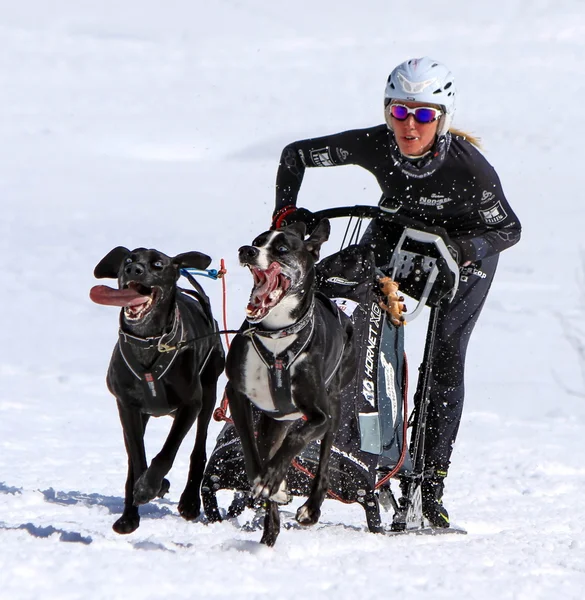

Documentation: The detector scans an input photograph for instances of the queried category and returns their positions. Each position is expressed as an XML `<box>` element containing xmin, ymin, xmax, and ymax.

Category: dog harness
<box><xmin>245</xmin><ymin>295</ymin><xmax>346</xmax><ymax>418</ymax></box>
<box><xmin>118</xmin><ymin>306</ymin><xmax>187</xmax><ymax>416</ymax></box>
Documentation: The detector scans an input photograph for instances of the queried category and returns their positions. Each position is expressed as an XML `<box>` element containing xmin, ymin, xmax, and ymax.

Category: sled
<box><xmin>201</xmin><ymin>205</ymin><xmax>462</xmax><ymax>535</ymax></box>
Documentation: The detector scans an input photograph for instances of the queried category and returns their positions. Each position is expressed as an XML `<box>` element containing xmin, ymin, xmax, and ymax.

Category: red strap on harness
<box><xmin>290</xmin><ymin>459</ymin><xmax>352</xmax><ymax>504</ymax></box>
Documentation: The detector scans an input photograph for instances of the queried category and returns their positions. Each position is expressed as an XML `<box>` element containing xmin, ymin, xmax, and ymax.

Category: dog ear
<box><xmin>284</xmin><ymin>222</ymin><xmax>307</xmax><ymax>239</ymax></box>
<box><xmin>94</xmin><ymin>246</ymin><xmax>131</xmax><ymax>279</ymax></box>
<box><xmin>305</xmin><ymin>219</ymin><xmax>331</xmax><ymax>260</ymax></box>
<box><xmin>172</xmin><ymin>251</ymin><xmax>212</xmax><ymax>271</ymax></box>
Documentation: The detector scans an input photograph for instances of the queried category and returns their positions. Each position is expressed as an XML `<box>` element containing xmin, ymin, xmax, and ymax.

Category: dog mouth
<box><xmin>246</xmin><ymin>262</ymin><xmax>291</xmax><ymax>322</ymax></box>
<box><xmin>89</xmin><ymin>282</ymin><xmax>161</xmax><ymax>321</ymax></box>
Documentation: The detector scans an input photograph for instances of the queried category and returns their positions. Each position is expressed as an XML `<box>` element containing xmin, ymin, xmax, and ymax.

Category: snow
<box><xmin>1</xmin><ymin>1</ymin><xmax>584</xmax><ymax>598</ymax></box>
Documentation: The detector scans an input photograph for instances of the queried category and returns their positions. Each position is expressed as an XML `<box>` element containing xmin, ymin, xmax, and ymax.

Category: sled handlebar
<box><xmin>312</xmin><ymin>205</ymin><xmax>384</xmax><ymax>221</ymax></box>
<box><xmin>313</xmin><ymin>204</ymin><xmax>437</xmax><ymax>234</ymax></box>
<box><xmin>312</xmin><ymin>204</ymin><xmax>460</xmax><ymax>310</ymax></box>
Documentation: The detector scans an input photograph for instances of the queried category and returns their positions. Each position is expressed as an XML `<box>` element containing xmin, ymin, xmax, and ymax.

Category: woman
<box><xmin>271</xmin><ymin>57</ymin><xmax>521</xmax><ymax>528</ymax></box>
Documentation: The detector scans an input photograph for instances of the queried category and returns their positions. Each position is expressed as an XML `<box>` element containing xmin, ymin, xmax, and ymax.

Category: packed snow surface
<box><xmin>1</xmin><ymin>1</ymin><xmax>584</xmax><ymax>598</ymax></box>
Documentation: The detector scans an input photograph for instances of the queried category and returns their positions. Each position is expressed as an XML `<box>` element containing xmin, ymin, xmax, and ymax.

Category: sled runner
<box><xmin>201</xmin><ymin>206</ymin><xmax>462</xmax><ymax>534</ymax></box>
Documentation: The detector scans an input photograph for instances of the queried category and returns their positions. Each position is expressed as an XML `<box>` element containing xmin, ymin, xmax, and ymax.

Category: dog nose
<box><xmin>124</xmin><ymin>263</ymin><xmax>145</xmax><ymax>276</ymax></box>
<box><xmin>238</xmin><ymin>246</ymin><xmax>259</xmax><ymax>261</ymax></box>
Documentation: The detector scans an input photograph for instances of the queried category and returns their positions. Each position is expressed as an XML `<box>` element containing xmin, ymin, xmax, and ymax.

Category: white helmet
<box><xmin>384</xmin><ymin>57</ymin><xmax>456</xmax><ymax>137</ymax></box>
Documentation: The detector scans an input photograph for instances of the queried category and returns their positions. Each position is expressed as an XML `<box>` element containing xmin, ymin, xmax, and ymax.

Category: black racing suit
<box><xmin>274</xmin><ymin>125</ymin><xmax>521</xmax><ymax>475</ymax></box>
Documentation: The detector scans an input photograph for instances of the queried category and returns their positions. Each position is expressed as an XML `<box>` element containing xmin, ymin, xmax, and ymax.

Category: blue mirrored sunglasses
<box><xmin>388</xmin><ymin>103</ymin><xmax>442</xmax><ymax>124</ymax></box>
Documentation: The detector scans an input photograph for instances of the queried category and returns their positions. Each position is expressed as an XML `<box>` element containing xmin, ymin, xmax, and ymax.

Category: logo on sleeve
<box><xmin>481</xmin><ymin>190</ymin><xmax>496</xmax><ymax>204</ymax></box>
<box><xmin>479</xmin><ymin>201</ymin><xmax>507</xmax><ymax>225</ymax></box>
<box><xmin>310</xmin><ymin>147</ymin><xmax>335</xmax><ymax>167</ymax></box>
<box><xmin>336</xmin><ymin>147</ymin><xmax>349</xmax><ymax>161</ymax></box>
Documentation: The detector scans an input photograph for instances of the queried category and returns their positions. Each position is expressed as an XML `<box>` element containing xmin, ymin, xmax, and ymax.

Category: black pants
<box><xmin>361</xmin><ymin>218</ymin><xmax>498</xmax><ymax>474</ymax></box>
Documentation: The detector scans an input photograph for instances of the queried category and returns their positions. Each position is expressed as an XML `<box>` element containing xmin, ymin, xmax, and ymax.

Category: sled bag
<box><xmin>316</xmin><ymin>245</ymin><xmax>410</xmax><ymax>472</ymax></box>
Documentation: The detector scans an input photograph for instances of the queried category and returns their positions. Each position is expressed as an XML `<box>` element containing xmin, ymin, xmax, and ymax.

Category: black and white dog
<box><xmin>226</xmin><ymin>221</ymin><xmax>354</xmax><ymax>546</ymax></box>
<box><xmin>90</xmin><ymin>247</ymin><xmax>225</xmax><ymax>534</ymax></box>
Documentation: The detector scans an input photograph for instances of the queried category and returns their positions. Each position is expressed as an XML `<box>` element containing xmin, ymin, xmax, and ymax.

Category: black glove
<box><xmin>414</xmin><ymin>224</ymin><xmax>475</xmax><ymax>266</ymax></box>
<box><xmin>271</xmin><ymin>205</ymin><xmax>318</xmax><ymax>231</ymax></box>
<box><xmin>446</xmin><ymin>239</ymin><xmax>463</xmax><ymax>265</ymax></box>
<box><xmin>446</xmin><ymin>238</ymin><xmax>476</xmax><ymax>265</ymax></box>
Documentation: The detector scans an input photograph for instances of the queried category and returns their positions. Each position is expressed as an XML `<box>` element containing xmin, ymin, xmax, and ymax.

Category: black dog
<box><xmin>225</xmin><ymin>221</ymin><xmax>354</xmax><ymax>546</ymax></box>
<box><xmin>90</xmin><ymin>247</ymin><xmax>225</xmax><ymax>534</ymax></box>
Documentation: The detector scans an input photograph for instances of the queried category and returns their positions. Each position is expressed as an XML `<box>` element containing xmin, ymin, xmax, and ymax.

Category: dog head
<box><xmin>238</xmin><ymin>220</ymin><xmax>330</xmax><ymax>323</ymax></box>
<box><xmin>90</xmin><ymin>247</ymin><xmax>211</xmax><ymax>325</ymax></box>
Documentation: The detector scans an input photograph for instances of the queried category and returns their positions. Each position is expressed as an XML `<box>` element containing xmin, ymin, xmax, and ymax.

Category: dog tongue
<box><xmin>248</xmin><ymin>262</ymin><xmax>282</xmax><ymax>310</ymax></box>
<box><xmin>89</xmin><ymin>285</ymin><xmax>149</xmax><ymax>307</ymax></box>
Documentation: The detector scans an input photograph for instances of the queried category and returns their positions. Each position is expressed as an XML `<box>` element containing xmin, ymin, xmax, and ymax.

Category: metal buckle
<box><xmin>157</xmin><ymin>342</ymin><xmax>176</xmax><ymax>353</ymax></box>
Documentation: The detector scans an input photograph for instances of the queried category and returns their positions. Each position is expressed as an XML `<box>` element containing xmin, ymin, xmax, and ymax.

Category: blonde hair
<box><xmin>449</xmin><ymin>127</ymin><xmax>482</xmax><ymax>149</ymax></box>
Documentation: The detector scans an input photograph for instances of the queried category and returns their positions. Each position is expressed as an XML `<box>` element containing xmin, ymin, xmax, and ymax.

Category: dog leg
<box><xmin>296</xmin><ymin>398</ymin><xmax>341</xmax><ymax>525</ymax></box>
<box><xmin>114</xmin><ymin>407</ymin><xmax>149</xmax><ymax>534</ymax></box>
<box><xmin>260</xmin><ymin>500</ymin><xmax>281</xmax><ymax>547</ymax></box>
<box><xmin>114</xmin><ymin>454</ymin><xmax>141</xmax><ymax>534</ymax></box>
<box><xmin>134</xmin><ymin>403</ymin><xmax>198</xmax><ymax>506</ymax></box>
<box><xmin>226</xmin><ymin>383</ymin><xmax>262</xmax><ymax>483</ymax></box>
<box><xmin>252</xmin><ymin>415</ymin><xmax>291</xmax><ymax>501</ymax></box>
<box><xmin>179</xmin><ymin>375</ymin><xmax>218</xmax><ymax>520</ymax></box>
<box><xmin>296</xmin><ymin>428</ymin><xmax>335</xmax><ymax>526</ymax></box>
<box><xmin>257</xmin><ymin>410</ymin><xmax>329</xmax><ymax>499</ymax></box>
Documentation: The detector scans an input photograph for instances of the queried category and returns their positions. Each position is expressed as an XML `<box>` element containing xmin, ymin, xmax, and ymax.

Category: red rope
<box><xmin>291</xmin><ymin>459</ymin><xmax>353</xmax><ymax>504</ymax></box>
<box><xmin>213</xmin><ymin>391</ymin><xmax>232</xmax><ymax>424</ymax></box>
<box><xmin>218</xmin><ymin>258</ymin><xmax>230</xmax><ymax>350</ymax></box>
<box><xmin>213</xmin><ymin>258</ymin><xmax>233</xmax><ymax>424</ymax></box>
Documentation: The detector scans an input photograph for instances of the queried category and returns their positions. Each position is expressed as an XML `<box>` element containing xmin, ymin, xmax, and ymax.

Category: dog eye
<box><xmin>277</xmin><ymin>245</ymin><xmax>288</xmax><ymax>254</ymax></box>
<box><xmin>152</xmin><ymin>260</ymin><xmax>164</xmax><ymax>269</ymax></box>
<box><xmin>125</xmin><ymin>257</ymin><xmax>132</xmax><ymax>264</ymax></box>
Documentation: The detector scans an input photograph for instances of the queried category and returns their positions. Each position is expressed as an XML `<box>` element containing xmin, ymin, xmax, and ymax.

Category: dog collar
<box><xmin>118</xmin><ymin>306</ymin><xmax>182</xmax><ymax>353</ymax></box>
<box><xmin>246</xmin><ymin>301</ymin><xmax>315</xmax><ymax>340</ymax></box>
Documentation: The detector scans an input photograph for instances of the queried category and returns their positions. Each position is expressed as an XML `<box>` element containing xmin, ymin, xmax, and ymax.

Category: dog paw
<box><xmin>296</xmin><ymin>503</ymin><xmax>321</xmax><ymax>526</ymax></box>
<box><xmin>113</xmin><ymin>510</ymin><xmax>140</xmax><ymax>534</ymax></box>
<box><xmin>270</xmin><ymin>480</ymin><xmax>290</xmax><ymax>505</ymax></box>
<box><xmin>252</xmin><ymin>476</ymin><xmax>269</xmax><ymax>499</ymax></box>
<box><xmin>158</xmin><ymin>478</ymin><xmax>170</xmax><ymax>498</ymax></box>
<box><xmin>252</xmin><ymin>464</ymin><xmax>289</xmax><ymax>501</ymax></box>
<box><xmin>252</xmin><ymin>474</ymin><xmax>285</xmax><ymax>501</ymax></box>
<box><xmin>260</xmin><ymin>529</ymin><xmax>279</xmax><ymax>547</ymax></box>
<box><xmin>134</xmin><ymin>472</ymin><xmax>165</xmax><ymax>505</ymax></box>
<box><xmin>178</xmin><ymin>494</ymin><xmax>201</xmax><ymax>521</ymax></box>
